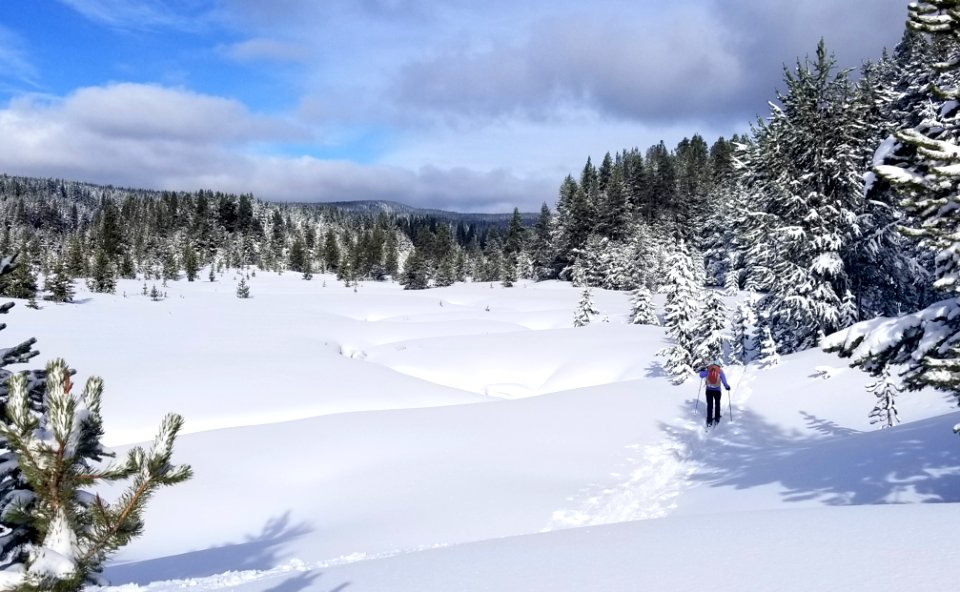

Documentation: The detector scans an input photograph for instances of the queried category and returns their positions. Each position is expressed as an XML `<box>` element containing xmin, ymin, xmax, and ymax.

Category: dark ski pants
<box><xmin>706</xmin><ymin>388</ymin><xmax>722</xmax><ymax>426</ymax></box>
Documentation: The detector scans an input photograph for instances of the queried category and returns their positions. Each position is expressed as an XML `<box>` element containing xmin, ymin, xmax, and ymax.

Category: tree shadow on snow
<box><xmin>662</xmin><ymin>407</ymin><xmax>960</xmax><ymax>506</ymax></box>
<box><xmin>261</xmin><ymin>570</ymin><xmax>341</xmax><ymax>592</ymax></box>
<box><xmin>104</xmin><ymin>511</ymin><xmax>313</xmax><ymax>585</ymax></box>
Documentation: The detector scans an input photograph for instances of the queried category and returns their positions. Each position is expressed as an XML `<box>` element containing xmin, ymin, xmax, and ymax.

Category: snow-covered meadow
<box><xmin>3</xmin><ymin>270</ymin><xmax>958</xmax><ymax>591</ymax></box>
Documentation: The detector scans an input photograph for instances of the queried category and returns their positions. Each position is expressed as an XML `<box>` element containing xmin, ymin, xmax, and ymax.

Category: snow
<box><xmin>2</xmin><ymin>270</ymin><xmax>958</xmax><ymax>591</ymax></box>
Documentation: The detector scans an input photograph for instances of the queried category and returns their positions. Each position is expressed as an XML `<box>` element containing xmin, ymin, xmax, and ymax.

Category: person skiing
<box><xmin>698</xmin><ymin>361</ymin><xmax>730</xmax><ymax>427</ymax></box>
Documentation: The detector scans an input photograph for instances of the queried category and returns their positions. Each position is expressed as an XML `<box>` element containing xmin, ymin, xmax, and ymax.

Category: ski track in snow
<box><xmin>546</xmin><ymin>365</ymin><xmax>755</xmax><ymax>531</ymax></box>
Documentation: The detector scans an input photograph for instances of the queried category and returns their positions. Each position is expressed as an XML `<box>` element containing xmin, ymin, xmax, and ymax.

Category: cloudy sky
<box><xmin>0</xmin><ymin>0</ymin><xmax>910</xmax><ymax>212</ymax></box>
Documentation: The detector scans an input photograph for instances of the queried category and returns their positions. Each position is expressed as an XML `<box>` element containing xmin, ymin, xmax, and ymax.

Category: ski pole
<box><xmin>695</xmin><ymin>378</ymin><xmax>704</xmax><ymax>415</ymax></box>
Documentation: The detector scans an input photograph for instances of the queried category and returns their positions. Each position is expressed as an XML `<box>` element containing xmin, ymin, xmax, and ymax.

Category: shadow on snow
<box><xmin>104</xmin><ymin>511</ymin><xmax>316</xmax><ymax>585</ymax></box>
<box><xmin>664</xmin><ymin>405</ymin><xmax>960</xmax><ymax>506</ymax></box>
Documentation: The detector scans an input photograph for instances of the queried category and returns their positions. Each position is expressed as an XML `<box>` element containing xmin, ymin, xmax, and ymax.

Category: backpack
<box><xmin>706</xmin><ymin>364</ymin><xmax>721</xmax><ymax>388</ymax></box>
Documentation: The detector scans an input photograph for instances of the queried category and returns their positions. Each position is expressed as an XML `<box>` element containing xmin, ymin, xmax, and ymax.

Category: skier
<box><xmin>698</xmin><ymin>361</ymin><xmax>730</xmax><ymax>427</ymax></box>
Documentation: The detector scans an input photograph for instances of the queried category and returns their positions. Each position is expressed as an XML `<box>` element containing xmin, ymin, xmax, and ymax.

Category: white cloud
<box><xmin>0</xmin><ymin>26</ymin><xmax>37</xmax><ymax>86</ymax></box>
<box><xmin>217</xmin><ymin>38</ymin><xmax>309</xmax><ymax>63</ymax></box>
<box><xmin>0</xmin><ymin>83</ymin><xmax>551</xmax><ymax>212</ymax></box>
<box><xmin>56</xmin><ymin>0</ymin><xmax>208</xmax><ymax>31</ymax></box>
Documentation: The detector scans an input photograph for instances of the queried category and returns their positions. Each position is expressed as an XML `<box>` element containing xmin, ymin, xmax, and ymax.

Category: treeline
<box><xmin>0</xmin><ymin>175</ymin><xmax>548</xmax><ymax>298</ymax></box>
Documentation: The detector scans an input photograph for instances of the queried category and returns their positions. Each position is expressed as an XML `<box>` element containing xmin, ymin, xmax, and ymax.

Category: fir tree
<box><xmin>731</xmin><ymin>299</ymin><xmax>758</xmax><ymax>364</ymax></box>
<box><xmin>758</xmin><ymin>327</ymin><xmax>781</xmax><ymax>368</ymax></box>
<box><xmin>0</xmin><ymin>254</ymin><xmax>46</xmax><ymax>576</ymax></box>
<box><xmin>400</xmin><ymin>248</ymin><xmax>430</xmax><ymax>290</ymax></box>
<box><xmin>182</xmin><ymin>245</ymin><xmax>199</xmax><ymax>282</ymax></box>
<box><xmin>573</xmin><ymin>288</ymin><xmax>599</xmax><ymax>327</ymax></box>
<box><xmin>288</xmin><ymin>237</ymin><xmax>306</xmax><ymax>273</ymax></box>
<box><xmin>867</xmin><ymin>366</ymin><xmax>902</xmax><ymax>429</ymax></box>
<box><xmin>302</xmin><ymin>257</ymin><xmax>313</xmax><ymax>281</ymax></box>
<box><xmin>0</xmin><ymin>360</ymin><xmax>191</xmax><ymax>591</ymax></box>
<box><xmin>630</xmin><ymin>287</ymin><xmax>659</xmax><ymax>325</ymax></box>
<box><xmin>236</xmin><ymin>278</ymin><xmax>251</xmax><ymax>299</ymax></box>
<box><xmin>384</xmin><ymin>232</ymin><xmax>399</xmax><ymax>279</ymax></box>
<box><xmin>661</xmin><ymin>244</ymin><xmax>702</xmax><ymax>367</ymax></box>
<box><xmin>744</xmin><ymin>41</ymin><xmax>863</xmax><ymax>354</ymax></box>
<box><xmin>825</xmin><ymin>2</ymin><xmax>960</xmax><ymax>408</ymax></box>
<box><xmin>87</xmin><ymin>250</ymin><xmax>116</xmax><ymax>294</ymax></box>
<box><xmin>2</xmin><ymin>258</ymin><xmax>38</xmax><ymax>301</ymax></box>
<box><xmin>693</xmin><ymin>290</ymin><xmax>729</xmax><ymax>368</ymax></box>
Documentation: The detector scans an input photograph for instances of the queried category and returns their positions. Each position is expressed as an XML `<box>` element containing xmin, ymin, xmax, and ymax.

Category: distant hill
<box><xmin>314</xmin><ymin>200</ymin><xmax>539</xmax><ymax>225</ymax></box>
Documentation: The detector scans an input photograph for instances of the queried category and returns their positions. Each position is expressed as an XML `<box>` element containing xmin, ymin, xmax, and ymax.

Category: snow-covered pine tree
<box><xmin>0</xmin><ymin>360</ymin><xmax>191</xmax><ymax>590</ymax></box>
<box><xmin>840</xmin><ymin>290</ymin><xmax>859</xmax><ymax>328</ymax></box>
<box><xmin>43</xmin><ymin>261</ymin><xmax>74</xmax><ymax>304</ymax></box>
<box><xmin>236</xmin><ymin>278</ymin><xmax>251</xmax><ymax>299</ymax></box>
<box><xmin>758</xmin><ymin>326</ymin><xmax>781</xmax><ymax>368</ymax></box>
<box><xmin>569</xmin><ymin>255</ymin><xmax>587</xmax><ymax>287</ymax></box>
<box><xmin>657</xmin><ymin>244</ymin><xmax>703</xmax><ymax>382</ymax></box>
<box><xmin>0</xmin><ymin>254</ymin><xmax>47</xmax><ymax>577</ymax></box>
<box><xmin>825</xmin><ymin>2</ymin><xmax>960</xmax><ymax>409</ymax></box>
<box><xmin>573</xmin><ymin>288</ymin><xmax>599</xmax><ymax>327</ymax></box>
<box><xmin>500</xmin><ymin>254</ymin><xmax>517</xmax><ymax>288</ymax></box>
<box><xmin>661</xmin><ymin>244</ymin><xmax>702</xmax><ymax>354</ymax></box>
<box><xmin>1</xmin><ymin>259</ymin><xmax>37</xmax><ymax>301</ymax></box>
<box><xmin>845</xmin><ymin>34</ymin><xmax>933</xmax><ymax>320</ymax></box>
<box><xmin>745</xmin><ymin>41</ymin><xmax>863</xmax><ymax>354</ymax></box>
<box><xmin>722</xmin><ymin>252</ymin><xmax>741</xmax><ymax>295</ymax></box>
<box><xmin>867</xmin><ymin>366</ymin><xmax>902</xmax><ymax>428</ymax></box>
<box><xmin>692</xmin><ymin>290</ymin><xmax>728</xmax><ymax>368</ymax></box>
<box><xmin>630</xmin><ymin>286</ymin><xmax>659</xmax><ymax>325</ymax></box>
<box><xmin>87</xmin><ymin>250</ymin><xmax>116</xmax><ymax>294</ymax></box>
<box><xmin>400</xmin><ymin>248</ymin><xmax>430</xmax><ymax>290</ymax></box>
<box><xmin>731</xmin><ymin>299</ymin><xmax>759</xmax><ymax>364</ymax></box>
<box><xmin>302</xmin><ymin>257</ymin><xmax>313</xmax><ymax>281</ymax></box>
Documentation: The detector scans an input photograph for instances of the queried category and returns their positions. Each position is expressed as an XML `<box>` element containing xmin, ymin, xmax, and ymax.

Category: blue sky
<box><xmin>0</xmin><ymin>0</ymin><xmax>909</xmax><ymax>212</ymax></box>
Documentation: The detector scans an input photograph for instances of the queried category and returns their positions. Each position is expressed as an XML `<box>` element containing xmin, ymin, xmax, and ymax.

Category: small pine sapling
<box><xmin>867</xmin><ymin>366</ymin><xmax>902</xmax><ymax>429</ymax></box>
<box><xmin>236</xmin><ymin>278</ymin><xmax>251</xmax><ymax>299</ymax></box>
<box><xmin>630</xmin><ymin>287</ymin><xmax>659</xmax><ymax>325</ymax></box>
<box><xmin>0</xmin><ymin>360</ymin><xmax>191</xmax><ymax>590</ymax></box>
<box><xmin>573</xmin><ymin>288</ymin><xmax>599</xmax><ymax>327</ymax></box>
<box><xmin>758</xmin><ymin>326</ymin><xmax>780</xmax><ymax>368</ymax></box>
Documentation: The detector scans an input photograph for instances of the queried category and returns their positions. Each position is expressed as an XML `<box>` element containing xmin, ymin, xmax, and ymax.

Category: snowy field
<box><xmin>3</xmin><ymin>270</ymin><xmax>958</xmax><ymax>591</ymax></box>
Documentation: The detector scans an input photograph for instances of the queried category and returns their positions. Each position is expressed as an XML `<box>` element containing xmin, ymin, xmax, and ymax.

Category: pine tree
<box><xmin>0</xmin><ymin>360</ymin><xmax>191</xmax><ymax>591</ymax></box>
<box><xmin>400</xmin><ymin>248</ymin><xmax>430</xmax><ymax>290</ymax></box>
<box><xmin>825</xmin><ymin>2</ymin><xmax>960</xmax><ymax>407</ymax></box>
<box><xmin>182</xmin><ymin>245</ymin><xmax>199</xmax><ymax>282</ymax></box>
<box><xmin>630</xmin><ymin>286</ymin><xmax>659</xmax><ymax>325</ymax></box>
<box><xmin>661</xmin><ymin>244</ymin><xmax>702</xmax><ymax>360</ymax></box>
<box><xmin>657</xmin><ymin>245</ymin><xmax>704</xmax><ymax>383</ymax></box>
<box><xmin>384</xmin><ymin>232</ymin><xmax>399</xmax><ymax>279</ymax></box>
<box><xmin>867</xmin><ymin>366</ymin><xmax>902</xmax><ymax>428</ymax></box>
<box><xmin>501</xmin><ymin>254</ymin><xmax>517</xmax><ymax>288</ymax></box>
<box><xmin>731</xmin><ymin>299</ymin><xmax>758</xmax><ymax>364</ymax></box>
<box><xmin>87</xmin><ymin>250</ymin><xmax>116</xmax><ymax>294</ymax></box>
<box><xmin>0</xmin><ymin>254</ymin><xmax>46</xmax><ymax>577</ymax></box>
<box><xmin>573</xmin><ymin>288</ymin><xmax>599</xmax><ymax>327</ymax></box>
<box><xmin>288</xmin><ymin>237</ymin><xmax>306</xmax><ymax>273</ymax></box>
<box><xmin>236</xmin><ymin>278</ymin><xmax>251</xmax><ymax>299</ymax></box>
<box><xmin>693</xmin><ymin>290</ymin><xmax>728</xmax><ymax>368</ymax></box>
<box><xmin>302</xmin><ymin>257</ymin><xmax>313</xmax><ymax>281</ymax></box>
<box><xmin>2</xmin><ymin>258</ymin><xmax>38</xmax><ymax>301</ymax></box>
<box><xmin>531</xmin><ymin>203</ymin><xmax>555</xmax><ymax>280</ymax></box>
<box><xmin>744</xmin><ymin>41</ymin><xmax>864</xmax><ymax>354</ymax></box>
<box><xmin>758</xmin><ymin>327</ymin><xmax>781</xmax><ymax>368</ymax></box>
<box><xmin>434</xmin><ymin>254</ymin><xmax>457</xmax><ymax>288</ymax></box>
